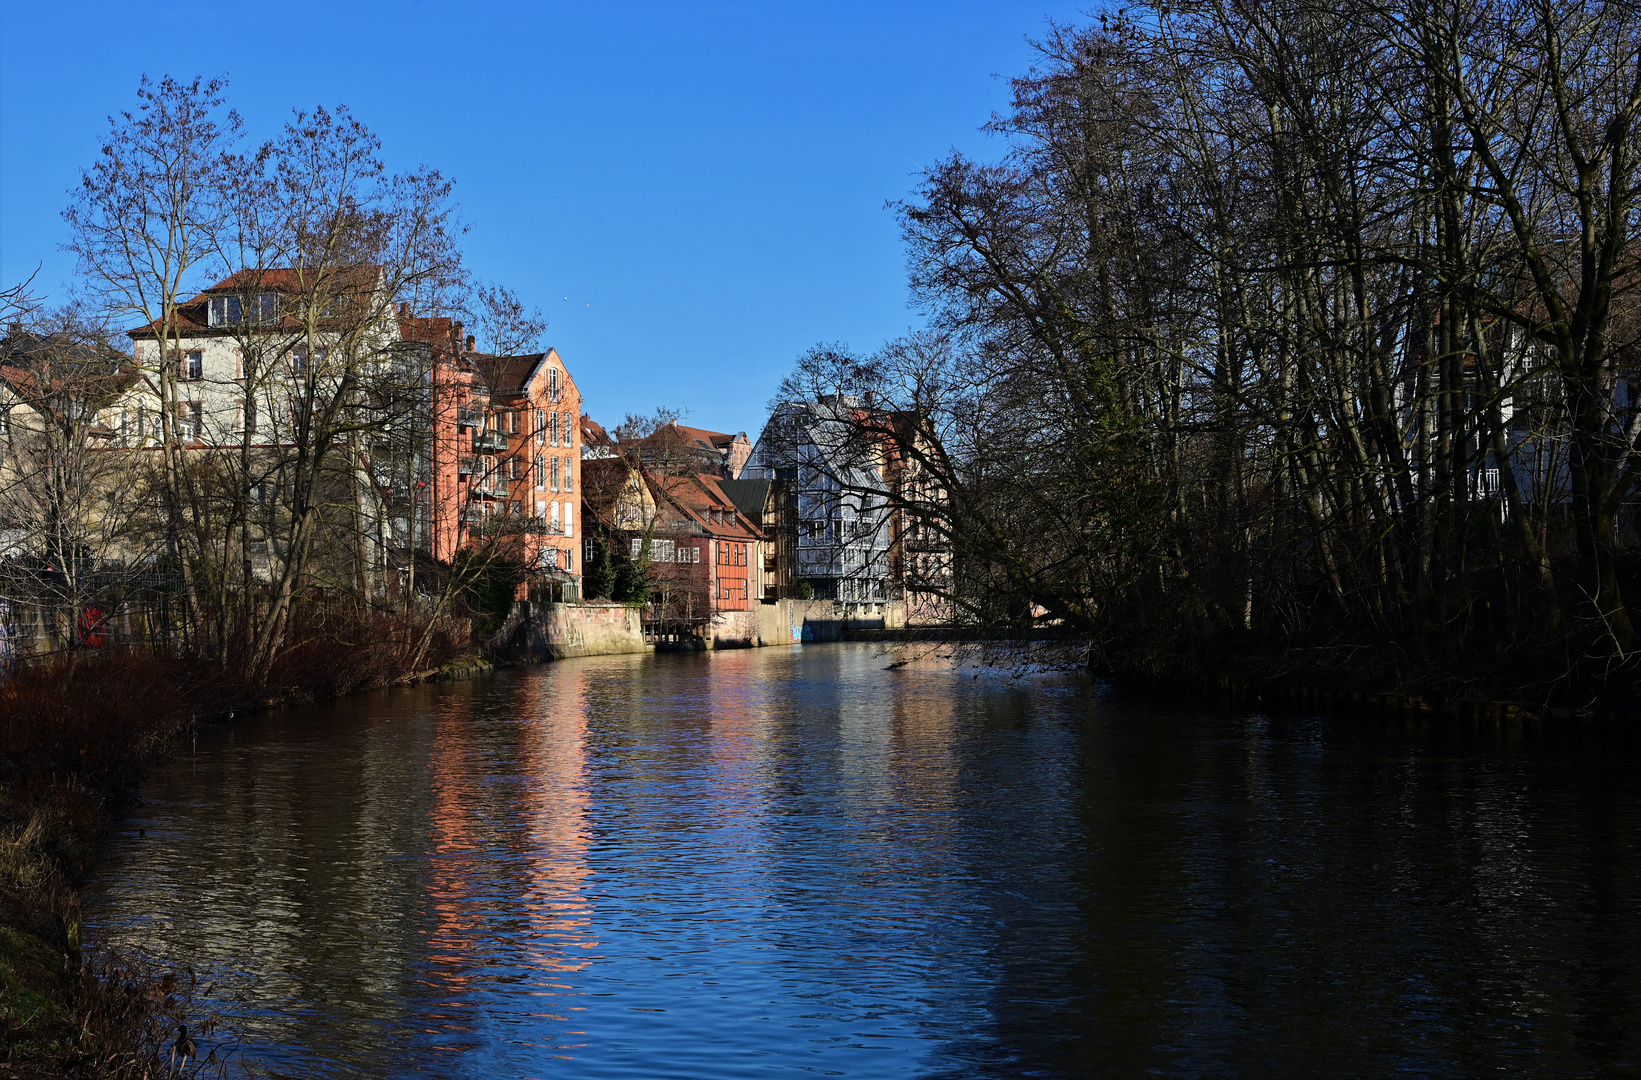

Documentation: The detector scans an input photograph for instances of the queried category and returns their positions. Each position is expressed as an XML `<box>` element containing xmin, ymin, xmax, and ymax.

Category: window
<box><xmin>566</xmin><ymin>549</ymin><xmax>573</xmax><ymax>571</ymax></box>
<box><xmin>562</xmin><ymin>460</ymin><xmax>573</xmax><ymax>494</ymax></box>
<box><xmin>535</xmin><ymin>454</ymin><xmax>545</xmax><ymax>491</ymax></box>
<box><xmin>550</xmin><ymin>457</ymin><xmax>560</xmax><ymax>492</ymax></box>
<box><xmin>184</xmin><ymin>351</ymin><xmax>203</xmax><ymax>381</ymax></box>
<box><xmin>208</xmin><ymin>295</ymin><xmax>241</xmax><ymax>326</ymax></box>
<box><xmin>208</xmin><ymin>293</ymin><xmax>276</xmax><ymax>325</ymax></box>
<box><xmin>564</xmin><ymin>502</ymin><xmax>573</xmax><ymax>537</ymax></box>
<box><xmin>187</xmin><ymin>402</ymin><xmax>203</xmax><ymax>439</ymax></box>
<box><xmin>291</xmin><ymin>348</ymin><xmax>309</xmax><ymax>377</ymax></box>
<box><xmin>551</xmin><ymin>501</ymin><xmax>561</xmax><ymax>530</ymax></box>
<box><xmin>535</xmin><ymin>409</ymin><xmax>546</xmax><ymax>445</ymax></box>
<box><xmin>550</xmin><ymin>411</ymin><xmax>560</xmax><ymax>446</ymax></box>
<box><xmin>507</xmin><ymin>457</ymin><xmax>520</xmax><ymax>480</ymax></box>
<box><xmin>510</xmin><ymin>500</ymin><xmax>522</xmax><ymax>517</ymax></box>
<box><xmin>541</xmin><ymin>547</ymin><xmax>559</xmax><ymax>570</ymax></box>
<box><xmin>631</xmin><ymin>538</ymin><xmax>643</xmax><ymax>559</ymax></box>
<box><xmin>561</xmin><ymin>412</ymin><xmax>573</xmax><ymax>448</ymax></box>
<box><xmin>548</xmin><ymin>367</ymin><xmax>561</xmax><ymax>402</ymax></box>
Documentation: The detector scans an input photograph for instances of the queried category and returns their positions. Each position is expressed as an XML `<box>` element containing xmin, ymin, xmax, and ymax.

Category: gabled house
<box><xmin>581</xmin><ymin>456</ymin><xmax>765</xmax><ymax>645</ymax></box>
<box><xmin>744</xmin><ymin>399</ymin><xmax>893</xmax><ymax>603</ymax></box>
<box><xmin>745</xmin><ymin>397</ymin><xmax>952</xmax><ymax>621</ymax></box>
<box><xmin>121</xmin><ymin>267</ymin><xmax>395</xmax><ymax>450</ymax></box>
<box><xmin>626</xmin><ymin>422</ymin><xmax>752</xmax><ymax>478</ymax></box>
<box><xmin>427</xmin><ymin>332</ymin><xmax>584</xmax><ymax>596</ymax></box>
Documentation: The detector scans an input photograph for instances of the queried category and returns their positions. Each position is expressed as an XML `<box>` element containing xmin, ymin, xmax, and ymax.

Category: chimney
<box><xmin>398</xmin><ymin>301</ymin><xmax>410</xmax><ymax>317</ymax></box>
<box><xmin>465</xmin><ymin>334</ymin><xmax>476</xmax><ymax>353</ymax></box>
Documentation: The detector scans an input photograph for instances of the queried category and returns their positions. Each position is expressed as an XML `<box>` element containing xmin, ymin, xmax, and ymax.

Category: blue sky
<box><xmin>0</xmin><ymin>1</ymin><xmax>1087</xmax><ymax>435</ymax></box>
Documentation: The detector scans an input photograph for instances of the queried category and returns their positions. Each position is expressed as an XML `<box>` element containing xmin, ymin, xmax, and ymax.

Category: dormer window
<box><xmin>548</xmin><ymin>367</ymin><xmax>561</xmax><ymax>402</ymax></box>
<box><xmin>208</xmin><ymin>293</ymin><xmax>278</xmax><ymax>326</ymax></box>
<box><xmin>209</xmin><ymin>296</ymin><xmax>240</xmax><ymax>326</ymax></box>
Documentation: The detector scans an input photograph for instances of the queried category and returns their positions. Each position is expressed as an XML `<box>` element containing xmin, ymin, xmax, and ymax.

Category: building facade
<box><xmin>427</xmin><ymin>335</ymin><xmax>584</xmax><ymax>595</ymax></box>
<box><xmin>744</xmin><ymin>400</ymin><xmax>893</xmax><ymax>603</ymax></box>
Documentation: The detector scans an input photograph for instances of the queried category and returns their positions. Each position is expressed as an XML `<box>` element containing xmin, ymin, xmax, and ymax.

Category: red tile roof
<box><xmin>126</xmin><ymin>266</ymin><xmax>382</xmax><ymax>339</ymax></box>
<box><xmin>650</xmin><ymin>471</ymin><xmax>763</xmax><ymax>540</ymax></box>
<box><xmin>581</xmin><ymin>414</ymin><xmax>613</xmax><ymax>448</ymax></box>
<box><xmin>671</xmin><ymin>423</ymin><xmax>741</xmax><ymax>451</ymax></box>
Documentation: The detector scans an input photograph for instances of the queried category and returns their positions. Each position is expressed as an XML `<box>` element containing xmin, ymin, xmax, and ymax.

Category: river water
<box><xmin>86</xmin><ymin>645</ymin><xmax>1640</xmax><ymax>1078</ymax></box>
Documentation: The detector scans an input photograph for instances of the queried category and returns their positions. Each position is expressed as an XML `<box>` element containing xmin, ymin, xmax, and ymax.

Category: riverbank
<box><xmin>0</xmin><ymin>651</ymin><xmax>200</xmax><ymax>1075</ymax></box>
<box><xmin>0</xmin><ymin>625</ymin><xmax>477</xmax><ymax>1075</ymax></box>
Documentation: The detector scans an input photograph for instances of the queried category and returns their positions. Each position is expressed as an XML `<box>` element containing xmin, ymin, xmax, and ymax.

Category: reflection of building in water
<box><xmin>513</xmin><ymin>667</ymin><xmax>597</xmax><ymax>984</ymax></box>
<box><xmin>708</xmin><ymin>653</ymin><xmax>761</xmax><ymax>781</ymax></box>
<box><xmin>420</xmin><ymin>669</ymin><xmax>596</xmax><ymax>1038</ymax></box>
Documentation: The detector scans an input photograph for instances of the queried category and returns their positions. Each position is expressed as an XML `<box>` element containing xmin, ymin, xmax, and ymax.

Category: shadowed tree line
<box><xmin>780</xmin><ymin>1</ymin><xmax>1641</xmax><ymax>704</ymax></box>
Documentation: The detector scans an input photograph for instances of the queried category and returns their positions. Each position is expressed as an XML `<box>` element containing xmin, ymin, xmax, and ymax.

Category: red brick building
<box><xmin>582</xmin><ymin>458</ymin><xmax>764</xmax><ymax>638</ymax></box>
<box><xmin>421</xmin><ymin>327</ymin><xmax>584</xmax><ymax>594</ymax></box>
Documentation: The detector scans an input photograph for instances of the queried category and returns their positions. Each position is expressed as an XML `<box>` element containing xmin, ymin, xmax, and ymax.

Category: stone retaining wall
<box><xmin>530</xmin><ymin>602</ymin><xmax>647</xmax><ymax>659</ymax></box>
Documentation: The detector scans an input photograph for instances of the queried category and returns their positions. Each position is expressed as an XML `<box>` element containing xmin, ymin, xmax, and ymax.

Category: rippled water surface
<box><xmin>86</xmin><ymin>645</ymin><xmax>1641</xmax><ymax>1078</ymax></box>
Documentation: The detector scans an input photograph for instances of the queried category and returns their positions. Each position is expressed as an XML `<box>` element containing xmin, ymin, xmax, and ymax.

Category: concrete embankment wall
<box><xmin>517</xmin><ymin>598</ymin><xmax>910</xmax><ymax>660</ymax></box>
<box><xmin>752</xmin><ymin>599</ymin><xmax>906</xmax><ymax>647</ymax></box>
<box><xmin>528</xmin><ymin>602</ymin><xmax>647</xmax><ymax>659</ymax></box>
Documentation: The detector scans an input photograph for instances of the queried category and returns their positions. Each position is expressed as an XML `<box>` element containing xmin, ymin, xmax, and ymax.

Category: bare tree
<box><xmin>773</xmin><ymin>2</ymin><xmax>1641</xmax><ymax>698</ymax></box>
<box><xmin>0</xmin><ymin>308</ymin><xmax>157</xmax><ymax>653</ymax></box>
<box><xmin>63</xmin><ymin>75</ymin><xmax>240</xmax><ymax>652</ymax></box>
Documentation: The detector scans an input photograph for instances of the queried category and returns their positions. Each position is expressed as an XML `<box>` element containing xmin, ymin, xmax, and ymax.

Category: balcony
<box><xmin>473</xmin><ymin>430</ymin><xmax>508</xmax><ymax>452</ymax></box>
<box><xmin>473</xmin><ymin>476</ymin><xmax>510</xmax><ymax>499</ymax></box>
<box><xmin>471</xmin><ymin>514</ymin><xmax>546</xmax><ymax>535</ymax></box>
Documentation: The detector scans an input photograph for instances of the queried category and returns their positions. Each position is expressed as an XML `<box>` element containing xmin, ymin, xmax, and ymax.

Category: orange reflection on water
<box><xmin>417</xmin><ymin>670</ymin><xmax>597</xmax><ymax>1043</ymax></box>
<box><xmin>513</xmin><ymin>663</ymin><xmax>596</xmax><ymax>982</ymax></box>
